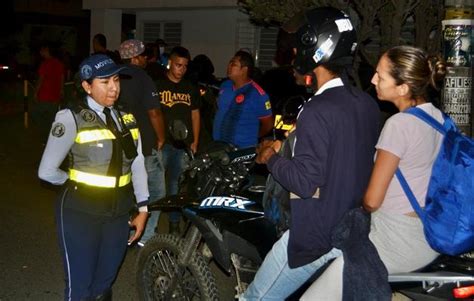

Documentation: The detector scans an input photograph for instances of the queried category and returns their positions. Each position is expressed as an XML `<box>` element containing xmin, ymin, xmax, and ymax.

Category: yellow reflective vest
<box><xmin>69</xmin><ymin>106</ymin><xmax>139</xmax><ymax>188</ymax></box>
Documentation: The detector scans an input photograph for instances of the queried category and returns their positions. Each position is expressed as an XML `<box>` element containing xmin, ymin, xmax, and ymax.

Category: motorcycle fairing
<box><xmin>198</xmin><ymin>195</ymin><xmax>261</xmax><ymax>213</ymax></box>
<box><xmin>147</xmin><ymin>195</ymin><xmax>200</xmax><ymax>212</ymax></box>
<box><xmin>183</xmin><ymin>204</ymin><xmax>277</xmax><ymax>272</ymax></box>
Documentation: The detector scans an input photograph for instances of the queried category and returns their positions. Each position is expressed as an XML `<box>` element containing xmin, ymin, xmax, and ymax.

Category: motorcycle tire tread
<box><xmin>135</xmin><ymin>233</ymin><xmax>219</xmax><ymax>301</ymax></box>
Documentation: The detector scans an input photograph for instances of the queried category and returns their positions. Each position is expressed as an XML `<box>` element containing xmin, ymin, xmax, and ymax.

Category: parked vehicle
<box><xmin>135</xmin><ymin>120</ymin><xmax>474</xmax><ymax>301</ymax></box>
<box><xmin>135</xmin><ymin>119</ymin><xmax>275</xmax><ymax>300</ymax></box>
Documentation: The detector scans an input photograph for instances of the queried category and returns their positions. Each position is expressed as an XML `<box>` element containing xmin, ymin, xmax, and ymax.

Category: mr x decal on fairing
<box><xmin>199</xmin><ymin>196</ymin><xmax>254</xmax><ymax>210</ymax></box>
<box><xmin>230</xmin><ymin>153</ymin><xmax>256</xmax><ymax>164</ymax></box>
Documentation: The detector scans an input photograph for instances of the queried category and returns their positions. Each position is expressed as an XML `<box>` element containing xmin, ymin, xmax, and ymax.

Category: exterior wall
<box><xmin>16</xmin><ymin>0</ymin><xmax>86</xmax><ymax>17</ymax></box>
<box><xmin>82</xmin><ymin>0</ymin><xmax>256</xmax><ymax>77</ymax></box>
<box><xmin>90</xmin><ymin>9</ymin><xmax>123</xmax><ymax>53</ymax></box>
<box><xmin>83</xmin><ymin>0</ymin><xmax>237</xmax><ymax>9</ymax></box>
<box><xmin>136</xmin><ymin>8</ymin><xmax>250</xmax><ymax>78</ymax></box>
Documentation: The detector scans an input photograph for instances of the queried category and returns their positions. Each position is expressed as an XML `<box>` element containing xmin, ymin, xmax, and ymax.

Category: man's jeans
<box><xmin>160</xmin><ymin>144</ymin><xmax>187</xmax><ymax>223</ymax></box>
<box><xmin>140</xmin><ymin>145</ymin><xmax>187</xmax><ymax>243</ymax></box>
<box><xmin>140</xmin><ymin>149</ymin><xmax>165</xmax><ymax>243</ymax></box>
<box><xmin>240</xmin><ymin>230</ymin><xmax>342</xmax><ymax>300</ymax></box>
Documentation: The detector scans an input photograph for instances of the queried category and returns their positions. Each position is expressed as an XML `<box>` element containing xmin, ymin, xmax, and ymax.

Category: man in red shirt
<box><xmin>33</xmin><ymin>42</ymin><xmax>65</xmax><ymax>143</ymax></box>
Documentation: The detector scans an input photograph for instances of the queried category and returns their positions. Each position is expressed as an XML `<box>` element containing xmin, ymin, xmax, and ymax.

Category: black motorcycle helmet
<box><xmin>283</xmin><ymin>7</ymin><xmax>357</xmax><ymax>75</ymax></box>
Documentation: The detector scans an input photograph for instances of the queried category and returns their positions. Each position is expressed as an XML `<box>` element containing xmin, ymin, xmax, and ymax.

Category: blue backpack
<box><xmin>396</xmin><ymin>107</ymin><xmax>474</xmax><ymax>256</ymax></box>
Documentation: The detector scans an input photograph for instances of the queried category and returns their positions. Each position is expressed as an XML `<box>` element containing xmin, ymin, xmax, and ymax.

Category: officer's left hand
<box><xmin>128</xmin><ymin>212</ymin><xmax>149</xmax><ymax>244</ymax></box>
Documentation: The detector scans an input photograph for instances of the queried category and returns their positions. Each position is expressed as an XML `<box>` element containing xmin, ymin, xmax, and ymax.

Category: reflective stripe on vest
<box><xmin>75</xmin><ymin>129</ymin><xmax>116</xmax><ymax>144</ymax></box>
<box><xmin>75</xmin><ymin>128</ymin><xmax>139</xmax><ymax>144</ymax></box>
<box><xmin>130</xmin><ymin>128</ymin><xmax>139</xmax><ymax>140</ymax></box>
<box><xmin>69</xmin><ymin>169</ymin><xmax>131</xmax><ymax>188</ymax></box>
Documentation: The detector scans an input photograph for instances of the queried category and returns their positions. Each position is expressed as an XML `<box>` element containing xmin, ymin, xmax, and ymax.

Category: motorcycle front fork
<box><xmin>164</xmin><ymin>225</ymin><xmax>202</xmax><ymax>299</ymax></box>
<box><xmin>231</xmin><ymin>254</ymin><xmax>260</xmax><ymax>297</ymax></box>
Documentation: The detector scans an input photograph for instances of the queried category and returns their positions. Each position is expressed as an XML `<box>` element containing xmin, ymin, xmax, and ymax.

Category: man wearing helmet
<box><xmin>241</xmin><ymin>7</ymin><xmax>380</xmax><ymax>299</ymax></box>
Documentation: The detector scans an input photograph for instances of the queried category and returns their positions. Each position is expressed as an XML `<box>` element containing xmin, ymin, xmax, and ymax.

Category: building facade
<box><xmin>82</xmin><ymin>0</ymin><xmax>277</xmax><ymax>77</ymax></box>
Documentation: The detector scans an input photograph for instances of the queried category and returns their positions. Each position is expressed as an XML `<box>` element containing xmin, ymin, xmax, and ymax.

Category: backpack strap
<box><xmin>396</xmin><ymin>107</ymin><xmax>442</xmax><ymax>222</ymax></box>
<box><xmin>404</xmin><ymin>107</ymin><xmax>446</xmax><ymax>135</ymax></box>
<box><xmin>395</xmin><ymin>169</ymin><xmax>426</xmax><ymax>221</ymax></box>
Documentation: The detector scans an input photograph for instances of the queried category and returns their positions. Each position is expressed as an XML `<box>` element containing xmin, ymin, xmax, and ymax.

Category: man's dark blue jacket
<box><xmin>267</xmin><ymin>82</ymin><xmax>380</xmax><ymax>268</ymax></box>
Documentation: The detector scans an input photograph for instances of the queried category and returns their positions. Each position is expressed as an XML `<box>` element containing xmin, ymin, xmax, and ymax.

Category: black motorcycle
<box><xmin>135</xmin><ymin>123</ymin><xmax>474</xmax><ymax>301</ymax></box>
<box><xmin>135</xmin><ymin>135</ymin><xmax>275</xmax><ymax>300</ymax></box>
<box><xmin>389</xmin><ymin>254</ymin><xmax>474</xmax><ymax>300</ymax></box>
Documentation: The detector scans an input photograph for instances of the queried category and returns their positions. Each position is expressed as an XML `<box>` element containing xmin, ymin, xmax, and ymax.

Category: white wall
<box><xmin>90</xmin><ymin>9</ymin><xmax>123</xmax><ymax>53</ymax></box>
<box><xmin>136</xmin><ymin>8</ymin><xmax>251</xmax><ymax>78</ymax></box>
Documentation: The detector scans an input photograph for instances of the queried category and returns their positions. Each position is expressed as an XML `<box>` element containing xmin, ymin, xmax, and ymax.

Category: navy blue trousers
<box><xmin>55</xmin><ymin>186</ymin><xmax>130</xmax><ymax>301</ymax></box>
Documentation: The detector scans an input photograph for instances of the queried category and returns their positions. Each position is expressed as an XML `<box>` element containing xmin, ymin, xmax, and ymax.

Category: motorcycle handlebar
<box><xmin>185</xmin><ymin>146</ymin><xmax>255</xmax><ymax>178</ymax></box>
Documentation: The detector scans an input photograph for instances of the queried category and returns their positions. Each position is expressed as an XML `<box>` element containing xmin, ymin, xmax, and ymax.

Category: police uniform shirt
<box><xmin>38</xmin><ymin>96</ymin><xmax>149</xmax><ymax>204</ymax></box>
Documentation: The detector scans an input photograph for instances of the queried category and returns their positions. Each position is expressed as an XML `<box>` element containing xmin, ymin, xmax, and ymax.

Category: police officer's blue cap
<box><xmin>79</xmin><ymin>54</ymin><xmax>126</xmax><ymax>81</ymax></box>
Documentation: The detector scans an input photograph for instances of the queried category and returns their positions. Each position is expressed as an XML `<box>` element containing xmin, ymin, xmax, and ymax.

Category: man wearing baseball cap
<box><xmin>118</xmin><ymin>39</ymin><xmax>166</xmax><ymax>247</ymax></box>
<box><xmin>38</xmin><ymin>53</ymin><xmax>149</xmax><ymax>300</ymax></box>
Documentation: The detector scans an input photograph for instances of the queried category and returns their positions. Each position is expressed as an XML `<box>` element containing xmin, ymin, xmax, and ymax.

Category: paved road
<box><xmin>0</xmin><ymin>112</ymin><xmax>235</xmax><ymax>300</ymax></box>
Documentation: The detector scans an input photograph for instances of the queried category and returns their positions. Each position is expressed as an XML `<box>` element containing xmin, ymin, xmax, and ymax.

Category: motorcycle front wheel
<box><xmin>136</xmin><ymin>234</ymin><xmax>219</xmax><ymax>301</ymax></box>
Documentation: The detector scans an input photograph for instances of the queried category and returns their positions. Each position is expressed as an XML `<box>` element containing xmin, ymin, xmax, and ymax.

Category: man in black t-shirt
<box><xmin>156</xmin><ymin>46</ymin><xmax>201</xmax><ymax>234</ymax></box>
<box><xmin>118</xmin><ymin>39</ymin><xmax>166</xmax><ymax>245</ymax></box>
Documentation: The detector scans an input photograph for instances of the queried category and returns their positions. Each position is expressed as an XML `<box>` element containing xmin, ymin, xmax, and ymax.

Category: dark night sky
<box><xmin>0</xmin><ymin>0</ymin><xmax>15</xmax><ymax>37</ymax></box>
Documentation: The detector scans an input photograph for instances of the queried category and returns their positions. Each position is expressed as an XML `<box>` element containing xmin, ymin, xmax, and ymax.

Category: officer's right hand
<box><xmin>128</xmin><ymin>212</ymin><xmax>149</xmax><ymax>244</ymax></box>
<box><xmin>157</xmin><ymin>139</ymin><xmax>165</xmax><ymax>150</ymax></box>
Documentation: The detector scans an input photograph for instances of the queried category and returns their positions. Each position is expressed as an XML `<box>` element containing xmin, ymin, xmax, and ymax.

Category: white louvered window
<box><xmin>236</xmin><ymin>20</ymin><xmax>278</xmax><ymax>72</ymax></box>
<box><xmin>257</xmin><ymin>27</ymin><xmax>278</xmax><ymax>71</ymax></box>
<box><xmin>142</xmin><ymin>21</ymin><xmax>182</xmax><ymax>52</ymax></box>
<box><xmin>236</xmin><ymin>20</ymin><xmax>257</xmax><ymax>55</ymax></box>
<box><xmin>143</xmin><ymin>23</ymin><xmax>161</xmax><ymax>43</ymax></box>
<box><xmin>163</xmin><ymin>22</ymin><xmax>182</xmax><ymax>51</ymax></box>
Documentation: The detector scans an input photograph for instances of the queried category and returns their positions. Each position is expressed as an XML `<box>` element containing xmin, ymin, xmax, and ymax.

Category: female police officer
<box><xmin>38</xmin><ymin>54</ymin><xmax>149</xmax><ymax>301</ymax></box>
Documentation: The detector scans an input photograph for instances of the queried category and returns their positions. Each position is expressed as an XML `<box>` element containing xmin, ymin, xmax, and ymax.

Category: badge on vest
<box><xmin>80</xmin><ymin>109</ymin><xmax>96</xmax><ymax>123</ymax></box>
<box><xmin>51</xmin><ymin>123</ymin><xmax>65</xmax><ymax>137</ymax></box>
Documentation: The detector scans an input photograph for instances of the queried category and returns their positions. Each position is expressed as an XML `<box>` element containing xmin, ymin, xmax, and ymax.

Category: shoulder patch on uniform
<box><xmin>251</xmin><ymin>81</ymin><xmax>266</xmax><ymax>96</ymax></box>
<box><xmin>80</xmin><ymin>109</ymin><xmax>96</xmax><ymax>122</ymax></box>
<box><xmin>265</xmin><ymin>100</ymin><xmax>271</xmax><ymax>110</ymax></box>
<box><xmin>51</xmin><ymin>123</ymin><xmax>65</xmax><ymax>137</ymax></box>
